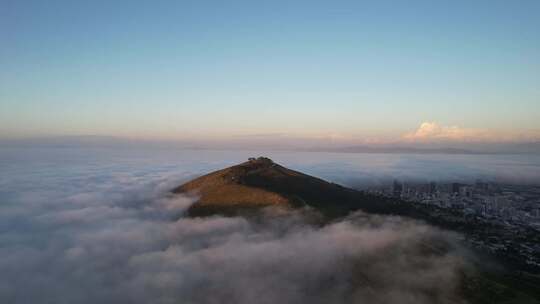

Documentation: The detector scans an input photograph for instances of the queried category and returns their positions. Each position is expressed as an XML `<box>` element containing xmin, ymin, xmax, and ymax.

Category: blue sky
<box><xmin>1</xmin><ymin>0</ymin><xmax>539</xmax><ymax>142</ymax></box>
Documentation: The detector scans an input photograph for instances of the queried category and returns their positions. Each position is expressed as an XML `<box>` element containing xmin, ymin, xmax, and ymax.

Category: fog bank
<box><xmin>0</xmin><ymin>158</ymin><xmax>471</xmax><ymax>303</ymax></box>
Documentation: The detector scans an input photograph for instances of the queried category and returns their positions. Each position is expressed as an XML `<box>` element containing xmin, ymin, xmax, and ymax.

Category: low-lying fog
<box><xmin>1</xmin><ymin>147</ymin><xmax>538</xmax><ymax>303</ymax></box>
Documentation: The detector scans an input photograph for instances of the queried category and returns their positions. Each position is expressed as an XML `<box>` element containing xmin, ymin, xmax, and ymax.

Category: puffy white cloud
<box><xmin>403</xmin><ymin>122</ymin><xmax>487</xmax><ymax>141</ymax></box>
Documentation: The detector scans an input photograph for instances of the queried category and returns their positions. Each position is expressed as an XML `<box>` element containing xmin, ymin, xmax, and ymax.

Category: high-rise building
<box><xmin>392</xmin><ymin>180</ymin><xmax>403</xmax><ymax>197</ymax></box>
<box><xmin>452</xmin><ymin>183</ymin><xmax>461</xmax><ymax>194</ymax></box>
<box><xmin>429</xmin><ymin>182</ymin><xmax>437</xmax><ymax>194</ymax></box>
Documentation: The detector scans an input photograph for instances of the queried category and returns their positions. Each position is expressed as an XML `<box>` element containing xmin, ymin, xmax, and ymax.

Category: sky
<box><xmin>1</xmin><ymin>0</ymin><xmax>539</xmax><ymax>144</ymax></box>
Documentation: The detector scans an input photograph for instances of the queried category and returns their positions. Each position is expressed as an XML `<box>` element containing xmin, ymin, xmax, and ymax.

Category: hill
<box><xmin>173</xmin><ymin>157</ymin><xmax>402</xmax><ymax>217</ymax></box>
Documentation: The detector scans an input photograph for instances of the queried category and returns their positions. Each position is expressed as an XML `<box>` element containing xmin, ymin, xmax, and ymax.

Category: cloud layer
<box><xmin>0</xmin><ymin>157</ymin><xmax>471</xmax><ymax>304</ymax></box>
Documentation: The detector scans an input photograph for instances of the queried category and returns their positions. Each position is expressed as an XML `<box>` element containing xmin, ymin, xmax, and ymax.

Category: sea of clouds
<box><xmin>0</xmin><ymin>147</ymin><xmax>482</xmax><ymax>303</ymax></box>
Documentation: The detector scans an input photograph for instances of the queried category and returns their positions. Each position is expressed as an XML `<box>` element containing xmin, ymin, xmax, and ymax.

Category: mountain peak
<box><xmin>173</xmin><ymin>158</ymin><xmax>397</xmax><ymax>217</ymax></box>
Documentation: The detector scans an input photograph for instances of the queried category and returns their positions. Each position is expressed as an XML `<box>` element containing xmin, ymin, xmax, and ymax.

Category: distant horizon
<box><xmin>2</xmin><ymin>131</ymin><xmax>540</xmax><ymax>155</ymax></box>
<box><xmin>3</xmin><ymin>121</ymin><xmax>540</xmax><ymax>142</ymax></box>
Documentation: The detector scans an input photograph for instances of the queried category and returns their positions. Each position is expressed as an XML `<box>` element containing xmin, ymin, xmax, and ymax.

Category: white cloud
<box><xmin>403</xmin><ymin>121</ymin><xmax>540</xmax><ymax>143</ymax></box>
<box><xmin>403</xmin><ymin>122</ymin><xmax>487</xmax><ymax>141</ymax></box>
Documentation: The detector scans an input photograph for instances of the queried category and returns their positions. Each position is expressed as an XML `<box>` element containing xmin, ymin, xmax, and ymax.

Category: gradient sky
<box><xmin>1</xmin><ymin>0</ymin><xmax>539</xmax><ymax>142</ymax></box>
